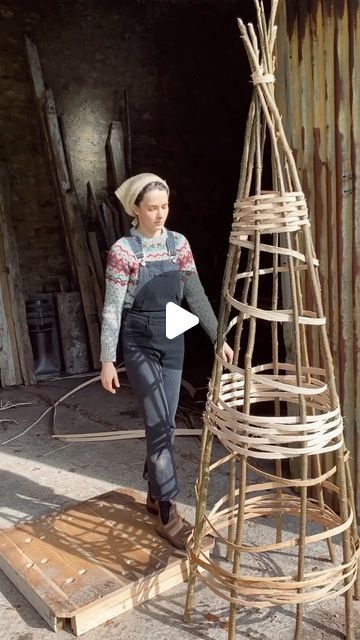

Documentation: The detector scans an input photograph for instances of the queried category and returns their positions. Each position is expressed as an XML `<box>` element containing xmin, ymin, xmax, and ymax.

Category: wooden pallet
<box><xmin>0</xmin><ymin>487</ymin><xmax>212</xmax><ymax>636</ymax></box>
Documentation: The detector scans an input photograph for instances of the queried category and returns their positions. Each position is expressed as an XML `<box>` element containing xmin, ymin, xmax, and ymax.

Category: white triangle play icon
<box><xmin>166</xmin><ymin>302</ymin><xmax>199</xmax><ymax>339</ymax></box>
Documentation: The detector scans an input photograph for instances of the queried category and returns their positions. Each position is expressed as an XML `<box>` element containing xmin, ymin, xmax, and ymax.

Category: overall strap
<box><xmin>126</xmin><ymin>233</ymin><xmax>144</xmax><ymax>261</ymax></box>
<box><xmin>166</xmin><ymin>230</ymin><xmax>177</xmax><ymax>259</ymax></box>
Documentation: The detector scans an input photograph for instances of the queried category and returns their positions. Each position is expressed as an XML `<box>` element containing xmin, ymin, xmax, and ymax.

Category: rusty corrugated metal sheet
<box><xmin>276</xmin><ymin>0</ymin><xmax>360</xmax><ymax>512</ymax></box>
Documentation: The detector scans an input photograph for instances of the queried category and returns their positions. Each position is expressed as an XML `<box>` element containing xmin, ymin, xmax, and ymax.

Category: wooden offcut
<box><xmin>0</xmin><ymin>488</ymin><xmax>212</xmax><ymax>636</ymax></box>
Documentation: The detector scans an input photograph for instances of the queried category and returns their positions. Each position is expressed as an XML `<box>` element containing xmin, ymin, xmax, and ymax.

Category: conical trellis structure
<box><xmin>184</xmin><ymin>3</ymin><xmax>360</xmax><ymax>639</ymax></box>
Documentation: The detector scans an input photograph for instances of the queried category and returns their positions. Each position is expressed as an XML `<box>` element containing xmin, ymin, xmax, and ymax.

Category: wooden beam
<box><xmin>0</xmin><ymin>163</ymin><xmax>35</xmax><ymax>385</ymax></box>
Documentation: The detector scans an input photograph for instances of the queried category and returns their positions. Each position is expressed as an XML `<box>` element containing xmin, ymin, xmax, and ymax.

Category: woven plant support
<box><xmin>183</xmin><ymin>2</ymin><xmax>360</xmax><ymax>640</ymax></box>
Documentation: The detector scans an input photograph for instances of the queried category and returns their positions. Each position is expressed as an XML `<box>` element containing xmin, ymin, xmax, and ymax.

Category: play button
<box><xmin>166</xmin><ymin>302</ymin><xmax>199</xmax><ymax>339</ymax></box>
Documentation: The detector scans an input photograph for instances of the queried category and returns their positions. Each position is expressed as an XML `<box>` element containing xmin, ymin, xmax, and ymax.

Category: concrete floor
<box><xmin>0</xmin><ymin>376</ymin><xmax>359</xmax><ymax>640</ymax></box>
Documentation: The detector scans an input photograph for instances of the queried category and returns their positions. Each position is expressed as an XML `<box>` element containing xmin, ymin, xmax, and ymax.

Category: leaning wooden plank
<box><xmin>0</xmin><ymin>231</ymin><xmax>20</xmax><ymax>385</ymax></box>
<box><xmin>105</xmin><ymin>199</ymin><xmax>122</xmax><ymax>239</ymax></box>
<box><xmin>58</xmin><ymin>114</ymin><xmax>77</xmax><ymax>196</ymax></box>
<box><xmin>107</xmin><ymin>121</ymin><xmax>126</xmax><ymax>186</ymax></box>
<box><xmin>62</xmin><ymin>194</ymin><xmax>100</xmax><ymax>369</ymax></box>
<box><xmin>87</xmin><ymin>182</ymin><xmax>108</xmax><ymax>247</ymax></box>
<box><xmin>88</xmin><ymin>255</ymin><xmax>103</xmax><ymax>323</ymax></box>
<box><xmin>102</xmin><ymin>203</ymin><xmax>116</xmax><ymax>246</ymax></box>
<box><xmin>55</xmin><ymin>292</ymin><xmax>90</xmax><ymax>375</ymax></box>
<box><xmin>0</xmin><ymin>280</ymin><xmax>17</xmax><ymax>386</ymax></box>
<box><xmin>44</xmin><ymin>89</ymin><xmax>71</xmax><ymax>192</ymax></box>
<box><xmin>87</xmin><ymin>231</ymin><xmax>104</xmax><ymax>293</ymax></box>
<box><xmin>24</xmin><ymin>35</ymin><xmax>45</xmax><ymax>101</ymax></box>
<box><xmin>0</xmin><ymin>163</ymin><xmax>35</xmax><ymax>384</ymax></box>
<box><xmin>106</xmin><ymin>121</ymin><xmax>129</xmax><ymax>234</ymax></box>
<box><xmin>24</xmin><ymin>36</ymin><xmax>77</xmax><ymax>288</ymax></box>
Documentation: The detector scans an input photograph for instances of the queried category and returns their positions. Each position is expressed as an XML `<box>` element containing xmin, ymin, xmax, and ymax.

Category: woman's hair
<box><xmin>134</xmin><ymin>181</ymin><xmax>169</xmax><ymax>206</ymax></box>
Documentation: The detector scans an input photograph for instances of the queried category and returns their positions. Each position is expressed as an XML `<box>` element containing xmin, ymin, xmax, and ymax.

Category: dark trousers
<box><xmin>122</xmin><ymin>311</ymin><xmax>184</xmax><ymax>502</ymax></box>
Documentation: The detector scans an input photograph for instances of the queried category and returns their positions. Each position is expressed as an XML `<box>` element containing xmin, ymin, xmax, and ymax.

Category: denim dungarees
<box><xmin>121</xmin><ymin>229</ymin><xmax>184</xmax><ymax>502</ymax></box>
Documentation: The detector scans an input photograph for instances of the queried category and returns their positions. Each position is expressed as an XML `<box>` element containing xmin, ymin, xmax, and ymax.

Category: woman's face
<box><xmin>133</xmin><ymin>189</ymin><xmax>169</xmax><ymax>235</ymax></box>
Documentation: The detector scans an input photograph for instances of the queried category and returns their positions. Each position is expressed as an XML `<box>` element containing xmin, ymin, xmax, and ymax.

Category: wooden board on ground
<box><xmin>0</xmin><ymin>487</ymin><xmax>212</xmax><ymax>636</ymax></box>
<box><xmin>55</xmin><ymin>292</ymin><xmax>90</xmax><ymax>374</ymax></box>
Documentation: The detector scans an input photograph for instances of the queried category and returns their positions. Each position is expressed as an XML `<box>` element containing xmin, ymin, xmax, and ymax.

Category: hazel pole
<box><xmin>293</xmin><ymin>229</ymin><xmax>337</xmax><ymax>565</ymax></box>
<box><xmin>228</xmin><ymin>90</ymin><xmax>263</xmax><ymax>640</ymax></box>
<box><xmin>226</xmin><ymin>98</ymin><xmax>258</xmax><ymax>561</ymax></box>
<box><xmin>252</xmin><ymin>5</ymin><xmax>285</xmax><ymax>545</ymax></box>
<box><xmin>238</xmin><ymin>19</ymin><xmax>311</xmax><ymax>638</ymax></box>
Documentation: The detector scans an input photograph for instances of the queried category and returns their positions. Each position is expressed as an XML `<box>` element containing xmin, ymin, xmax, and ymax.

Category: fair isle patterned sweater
<box><xmin>100</xmin><ymin>228</ymin><xmax>218</xmax><ymax>362</ymax></box>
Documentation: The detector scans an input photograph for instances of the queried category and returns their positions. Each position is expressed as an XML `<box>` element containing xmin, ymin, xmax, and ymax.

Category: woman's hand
<box><xmin>222</xmin><ymin>342</ymin><xmax>234</xmax><ymax>364</ymax></box>
<box><xmin>100</xmin><ymin>362</ymin><xmax>120</xmax><ymax>394</ymax></box>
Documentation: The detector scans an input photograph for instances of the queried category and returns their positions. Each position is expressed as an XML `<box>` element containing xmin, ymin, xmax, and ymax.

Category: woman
<box><xmin>100</xmin><ymin>173</ymin><xmax>233</xmax><ymax>550</ymax></box>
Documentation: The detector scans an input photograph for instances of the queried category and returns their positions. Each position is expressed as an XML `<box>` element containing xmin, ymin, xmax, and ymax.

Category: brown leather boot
<box><xmin>146</xmin><ymin>490</ymin><xmax>159</xmax><ymax>516</ymax></box>
<box><xmin>155</xmin><ymin>502</ymin><xmax>192</xmax><ymax>550</ymax></box>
